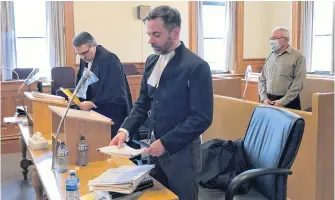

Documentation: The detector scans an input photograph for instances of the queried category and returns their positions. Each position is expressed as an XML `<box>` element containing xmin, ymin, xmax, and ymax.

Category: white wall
<box><xmin>243</xmin><ymin>1</ymin><xmax>292</xmax><ymax>59</ymax></box>
<box><xmin>73</xmin><ymin>1</ymin><xmax>189</xmax><ymax>63</ymax></box>
<box><xmin>73</xmin><ymin>1</ymin><xmax>292</xmax><ymax>61</ymax></box>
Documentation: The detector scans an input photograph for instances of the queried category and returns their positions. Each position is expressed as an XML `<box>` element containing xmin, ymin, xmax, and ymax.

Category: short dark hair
<box><xmin>72</xmin><ymin>31</ymin><xmax>97</xmax><ymax>47</ymax></box>
<box><xmin>142</xmin><ymin>5</ymin><xmax>181</xmax><ymax>32</ymax></box>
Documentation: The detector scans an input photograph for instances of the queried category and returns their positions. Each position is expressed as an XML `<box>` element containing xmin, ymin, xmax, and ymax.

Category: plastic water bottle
<box><xmin>66</xmin><ymin>170</ymin><xmax>80</xmax><ymax>200</ymax></box>
<box><xmin>58</xmin><ymin>141</ymin><xmax>69</xmax><ymax>173</ymax></box>
<box><xmin>77</xmin><ymin>136</ymin><xmax>88</xmax><ymax>166</ymax></box>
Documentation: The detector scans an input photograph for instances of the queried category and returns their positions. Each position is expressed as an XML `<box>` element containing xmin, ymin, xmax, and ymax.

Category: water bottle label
<box><xmin>58</xmin><ymin>151</ymin><xmax>68</xmax><ymax>157</ymax></box>
<box><xmin>66</xmin><ymin>184</ymin><xmax>77</xmax><ymax>191</ymax></box>
<box><xmin>78</xmin><ymin>145</ymin><xmax>88</xmax><ymax>151</ymax></box>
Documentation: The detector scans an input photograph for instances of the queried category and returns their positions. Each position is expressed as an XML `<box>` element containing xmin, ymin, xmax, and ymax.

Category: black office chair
<box><xmin>199</xmin><ymin>106</ymin><xmax>305</xmax><ymax>200</ymax></box>
<box><xmin>12</xmin><ymin>68</ymin><xmax>34</xmax><ymax>79</ymax></box>
<box><xmin>12</xmin><ymin>68</ymin><xmax>43</xmax><ymax>92</ymax></box>
<box><xmin>51</xmin><ymin>67</ymin><xmax>76</xmax><ymax>96</ymax></box>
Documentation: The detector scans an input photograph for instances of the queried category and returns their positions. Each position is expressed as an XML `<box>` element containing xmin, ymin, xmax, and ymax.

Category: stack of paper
<box><xmin>88</xmin><ymin>165</ymin><xmax>155</xmax><ymax>194</ymax></box>
<box><xmin>97</xmin><ymin>143</ymin><xmax>146</xmax><ymax>159</ymax></box>
<box><xmin>31</xmin><ymin>91</ymin><xmax>66</xmax><ymax>102</ymax></box>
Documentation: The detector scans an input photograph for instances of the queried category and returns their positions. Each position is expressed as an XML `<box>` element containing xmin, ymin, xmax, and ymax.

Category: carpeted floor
<box><xmin>1</xmin><ymin>152</ymin><xmax>35</xmax><ymax>200</ymax></box>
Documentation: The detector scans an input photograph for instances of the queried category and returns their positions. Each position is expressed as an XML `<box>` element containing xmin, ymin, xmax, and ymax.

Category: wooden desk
<box><xmin>1</xmin><ymin>81</ymin><xmax>37</xmax><ymax>154</ymax></box>
<box><xmin>19</xmin><ymin>123</ymin><xmax>178</xmax><ymax>200</ymax></box>
<box><xmin>241</xmin><ymin>79</ymin><xmax>260</xmax><ymax>102</ymax></box>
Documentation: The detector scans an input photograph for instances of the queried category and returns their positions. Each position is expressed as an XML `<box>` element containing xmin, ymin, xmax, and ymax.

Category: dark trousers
<box><xmin>149</xmin><ymin>135</ymin><xmax>202</xmax><ymax>200</ymax></box>
<box><xmin>267</xmin><ymin>94</ymin><xmax>301</xmax><ymax>110</ymax></box>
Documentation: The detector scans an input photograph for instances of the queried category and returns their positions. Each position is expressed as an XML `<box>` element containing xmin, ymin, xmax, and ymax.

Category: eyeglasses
<box><xmin>75</xmin><ymin>46</ymin><xmax>92</xmax><ymax>56</ymax></box>
<box><xmin>269</xmin><ymin>37</ymin><xmax>287</xmax><ymax>40</ymax></box>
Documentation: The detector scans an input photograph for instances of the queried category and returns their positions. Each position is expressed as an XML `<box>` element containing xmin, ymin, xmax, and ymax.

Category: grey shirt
<box><xmin>258</xmin><ymin>45</ymin><xmax>306</xmax><ymax>106</ymax></box>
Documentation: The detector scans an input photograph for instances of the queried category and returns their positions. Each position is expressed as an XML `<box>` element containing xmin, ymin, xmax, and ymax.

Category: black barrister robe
<box><xmin>76</xmin><ymin>45</ymin><xmax>135</xmax><ymax>141</ymax></box>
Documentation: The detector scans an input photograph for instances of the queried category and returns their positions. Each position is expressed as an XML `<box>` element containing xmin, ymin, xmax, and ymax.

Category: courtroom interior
<box><xmin>0</xmin><ymin>1</ymin><xmax>334</xmax><ymax>200</ymax></box>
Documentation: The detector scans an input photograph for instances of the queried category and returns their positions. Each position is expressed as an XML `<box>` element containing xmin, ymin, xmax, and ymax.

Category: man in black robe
<box><xmin>72</xmin><ymin>32</ymin><xmax>134</xmax><ymax>140</ymax></box>
<box><xmin>110</xmin><ymin>6</ymin><xmax>213</xmax><ymax>200</ymax></box>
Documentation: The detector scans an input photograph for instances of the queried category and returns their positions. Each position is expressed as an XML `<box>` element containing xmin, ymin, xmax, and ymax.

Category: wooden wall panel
<box><xmin>127</xmin><ymin>75</ymin><xmax>142</xmax><ymax>103</ymax></box>
<box><xmin>235</xmin><ymin>2</ymin><xmax>245</xmax><ymax>74</ymax></box>
<box><xmin>64</xmin><ymin>2</ymin><xmax>75</xmax><ymax>68</ymax></box>
<box><xmin>188</xmin><ymin>1</ymin><xmax>197</xmax><ymax>53</ymax></box>
<box><xmin>73</xmin><ymin>62</ymin><xmax>145</xmax><ymax>76</ymax></box>
<box><xmin>292</xmin><ymin>1</ymin><xmax>302</xmax><ymax>49</ymax></box>
<box><xmin>242</xmin><ymin>58</ymin><xmax>266</xmax><ymax>73</ymax></box>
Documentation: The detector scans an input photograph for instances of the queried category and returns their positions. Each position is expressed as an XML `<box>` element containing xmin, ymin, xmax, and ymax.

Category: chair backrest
<box><xmin>122</xmin><ymin>64</ymin><xmax>139</xmax><ymax>75</ymax></box>
<box><xmin>51</xmin><ymin>67</ymin><xmax>75</xmax><ymax>95</ymax></box>
<box><xmin>12</xmin><ymin>68</ymin><xmax>34</xmax><ymax>80</ymax></box>
<box><xmin>243</xmin><ymin>106</ymin><xmax>305</xmax><ymax>199</ymax></box>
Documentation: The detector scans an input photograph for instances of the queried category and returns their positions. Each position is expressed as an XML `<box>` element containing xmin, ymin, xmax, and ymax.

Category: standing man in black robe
<box><xmin>110</xmin><ymin>5</ymin><xmax>213</xmax><ymax>200</ymax></box>
<box><xmin>72</xmin><ymin>32</ymin><xmax>134</xmax><ymax>140</ymax></box>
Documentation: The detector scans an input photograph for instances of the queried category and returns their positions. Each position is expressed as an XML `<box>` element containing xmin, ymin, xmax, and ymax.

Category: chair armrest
<box><xmin>225</xmin><ymin>168</ymin><xmax>292</xmax><ymax>200</ymax></box>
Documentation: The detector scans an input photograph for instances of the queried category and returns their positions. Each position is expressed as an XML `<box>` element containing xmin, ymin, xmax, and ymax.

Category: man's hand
<box><xmin>109</xmin><ymin>131</ymin><xmax>127</xmax><ymax>149</ymax></box>
<box><xmin>263</xmin><ymin>99</ymin><xmax>273</xmax><ymax>105</ymax></box>
<box><xmin>78</xmin><ymin>101</ymin><xmax>97</xmax><ymax>111</ymax></box>
<box><xmin>273</xmin><ymin>100</ymin><xmax>283</xmax><ymax>107</ymax></box>
<box><xmin>144</xmin><ymin>139</ymin><xmax>166</xmax><ymax>157</ymax></box>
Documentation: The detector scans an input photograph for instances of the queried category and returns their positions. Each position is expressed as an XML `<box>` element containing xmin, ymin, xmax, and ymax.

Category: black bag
<box><xmin>200</xmin><ymin>138</ymin><xmax>250</xmax><ymax>194</ymax></box>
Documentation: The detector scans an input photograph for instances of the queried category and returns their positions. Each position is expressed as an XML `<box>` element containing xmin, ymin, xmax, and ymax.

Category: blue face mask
<box><xmin>77</xmin><ymin>68</ymin><xmax>99</xmax><ymax>99</ymax></box>
<box><xmin>269</xmin><ymin>39</ymin><xmax>281</xmax><ymax>51</ymax></box>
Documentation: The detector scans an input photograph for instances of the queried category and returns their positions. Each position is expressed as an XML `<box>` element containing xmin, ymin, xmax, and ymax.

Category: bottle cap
<box><xmin>69</xmin><ymin>170</ymin><xmax>76</xmax><ymax>175</ymax></box>
<box><xmin>80</xmin><ymin>136</ymin><xmax>85</xmax><ymax>140</ymax></box>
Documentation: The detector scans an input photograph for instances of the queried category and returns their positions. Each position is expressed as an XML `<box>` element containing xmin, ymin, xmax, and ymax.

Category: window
<box><xmin>14</xmin><ymin>1</ymin><xmax>49</xmax><ymax>77</ymax></box>
<box><xmin>202</xmin><ymin>1</ymin><xmax>226</xmax><ymax>72</ymax></box>
<box><xmin>311</xmin><ymin>1</ymin><xmax>333</xmax><ymax>73</ymax></box>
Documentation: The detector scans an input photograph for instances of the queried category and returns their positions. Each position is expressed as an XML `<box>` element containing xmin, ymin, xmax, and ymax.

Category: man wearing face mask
<box><xmin>258</xmin><ymin>27</ymin><xmax>306</xmax><ymax>110</ymax></box>
<box><xmin>110</xmin><ymin>5</ymin><xmax>213</xmax><ymax>200</ymax></box>
<box><xmin>73</xmin><ymin>32</ymin><xmax>134</xmax><ymax>140</ymax></box>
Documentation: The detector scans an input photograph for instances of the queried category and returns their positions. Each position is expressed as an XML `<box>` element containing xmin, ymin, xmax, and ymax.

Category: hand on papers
<box><xmin>97</xmin><ymin>143</ymin><xmax>146</xmax><ymax>159</ymax></box>
<box><xmin>79</xmin><ymin>101</ymin><xmax>97</xmax><ymax>111</ymax></box>
<box><xmin>110</xmin><ymin>132</ymin><xmax>166</xmax><ymax>157</ymax></box>
<box><xmin>144</xmin><ymin>139</ymin><xmax>166</xmax><ymax>157</ymax></box>
<box><xmin>110</xmin><ymin>131</ymin><xmax>127</xmax><ymax>148</ymax></box>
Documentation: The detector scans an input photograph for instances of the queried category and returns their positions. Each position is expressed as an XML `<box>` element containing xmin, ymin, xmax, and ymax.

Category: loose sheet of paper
<box><xmin>97</xmin><ymin>143</ymin><xmax>146</xmax><ymax>159</ymax></box>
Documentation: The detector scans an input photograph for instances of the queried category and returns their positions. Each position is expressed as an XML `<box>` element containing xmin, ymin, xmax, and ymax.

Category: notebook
<box><xmin>88</xmin><ymin>165</ymin><xmax>155</xmax><ymax>194</ymax></box>
<box><xmin>109</xmin><ymin>177</ymin><xmax>153</xmax><ymax>199</ymax></box>
<box><xmin>59</xmin><ymin>87</ymin><xmax>81</xmax><ymax>105</ymax></box>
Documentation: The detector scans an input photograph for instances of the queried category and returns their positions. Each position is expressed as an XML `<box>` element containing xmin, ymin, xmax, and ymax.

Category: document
<box><xmin>97</xmin><ymin>143</ymin><xmax>146</xmax><ymax>159</ymax></box>
<box><xmin>31</xmin><ymin>91</ymin><xmax>66</xmax><ymax>102</ymax></box>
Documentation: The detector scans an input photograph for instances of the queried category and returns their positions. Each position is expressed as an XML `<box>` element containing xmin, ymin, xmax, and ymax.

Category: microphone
<box><xmin>18</xmin><ymin>68</ymin><xmax>40</xmax><ymax>93</ymax></box>
<box><xmin>242</xmin><ymin>65</ymin><xmax>252</xmax><ymax>100</ymax></box>
<box><xmin>2</xmin><ymin>67</ymin><xmax>35</xmax><ymax>125</ymax></box>
<box><xmin>51</xmin><ymin>70</ymin><xmax>91</xmax><ymax>170</ymax></box>
<box><xmin>2</xmin><ymin>67</ymin><xmax>20</xmax><ymax>80</ymax></box>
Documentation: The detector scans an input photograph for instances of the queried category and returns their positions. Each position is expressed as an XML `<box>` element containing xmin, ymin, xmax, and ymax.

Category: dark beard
<box><xmin>152</xmin><ymin>37</ymin><xmax>173</xmax><ymax>55</ymax></box>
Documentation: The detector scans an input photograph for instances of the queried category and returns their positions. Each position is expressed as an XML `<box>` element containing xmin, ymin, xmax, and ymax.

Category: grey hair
<box><xmin>272</xmin><ymin>27</ymin><xmax>290</xmax><ymax>41</ymax></box>
<box><xmin>142</xmin><ymin>5</ymin><xmax>181</xmax><ymax>32</ymax></box>
<box><xmin>72</xmin><ymin>32</ymin><xmax>97</xmax><ymax>47</ymax></box>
